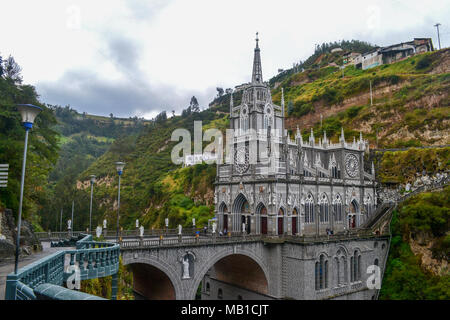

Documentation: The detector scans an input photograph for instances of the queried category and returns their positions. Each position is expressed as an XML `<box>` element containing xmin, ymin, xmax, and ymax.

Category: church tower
<box><xmin>229</xmin><ymin>33</ymin><xmax>285</xmax><ymax>176</ymax></box>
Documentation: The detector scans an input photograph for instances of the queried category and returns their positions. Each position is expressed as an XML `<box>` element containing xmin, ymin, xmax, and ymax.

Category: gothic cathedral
<box><xmin>214</xmin><ymin>35</ymin><xmax>377</xmax><ymax>236</ymax></box>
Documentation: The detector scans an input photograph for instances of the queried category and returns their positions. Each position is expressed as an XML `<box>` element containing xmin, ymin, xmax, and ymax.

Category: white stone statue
<box><xmin>95</xmin><ymin>226</ymin><xmax>102</xmax><ymax>238</ymax></box>
<box><xmin>139</xmin><ymin>225</ymin><xmax>144</xmax><ymax>237</ymax></box>
<box><xmin>67</xmin><ymin>219</ymin><xmax>72</xmax><ymax>230</ymax></box>
<box><xmin>103</xmin><ymin>219</ymin><xmax>107</xmax><ymax>229</ymax></box>
<box><xmin>242</xmin><ymin>222</ymin><xmax>246</xmax><ymax>233</ymax></box>
<box><xmin>192</xmin><ymin>218</ymin><xmax>196</xmax><ymax>226</ymax></box>
<box><xmin>212</xmin><ymin>222</ymin><xmax>217</xmax><ymax>234</ymax></box>
<box><xmin>182</xmin><ymin>256</ymin><xmax>190</xmax><ymax>279</ymax></box>
<box><xmin>178</xmin><ymin>224</ymin><xmax>182</xmax><ymax>235</ymax></box>
<box><xmin>135</xmin><ymin>219</ymin><xmax>139</xmax><ymax>228</ymax></box>
<box><xmin>165</xmin><ymin>218</ymin><xmax>169</xmax><ymax>228</ymax></box>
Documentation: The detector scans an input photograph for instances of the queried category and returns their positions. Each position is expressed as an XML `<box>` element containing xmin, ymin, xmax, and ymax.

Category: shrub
<box><xmin>416</xmin><ymin>55</ymin><xmax>432</xmax><ymax>70</ymax></box>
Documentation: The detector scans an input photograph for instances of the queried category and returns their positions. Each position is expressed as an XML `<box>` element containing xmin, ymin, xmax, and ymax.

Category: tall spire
<box><xmin>229</xmin><ymin>91</ymin><xmax>234</xmax><ymax>116</ymax></box>
<box><xmin>251</xmin><ymin>32</ymin><xmax>263</xmax><ymax>83</ymax></box>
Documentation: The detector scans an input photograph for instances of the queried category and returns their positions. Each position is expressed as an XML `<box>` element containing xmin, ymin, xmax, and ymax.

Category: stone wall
<box><xmin>0</xmin><ymin>208</ymin><xmax>41</xmax><ymax>260</ymax></box>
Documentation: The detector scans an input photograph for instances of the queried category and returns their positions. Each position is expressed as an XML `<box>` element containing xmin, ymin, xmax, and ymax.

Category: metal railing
<box><xmin>35</xmin><ymin>227</ymin><xmax>205</xmax><ymax>241</ymax></box>
<box><xmin>5</xmin><ymin>234</ymin><xmax>120</xmax><ymax>300</ymax></box>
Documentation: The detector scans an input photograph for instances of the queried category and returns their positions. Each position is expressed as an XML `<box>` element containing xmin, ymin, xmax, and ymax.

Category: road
<box><xmin>0</xmin><ymin>242</ymin><xmax>64</xmax><ymax>300</ymax></box>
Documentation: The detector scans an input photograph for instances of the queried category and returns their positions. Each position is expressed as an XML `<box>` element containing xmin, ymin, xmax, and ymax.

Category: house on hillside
<box><xmin>343</xmin><ymin>52</ymin><xmax>361</xmax><ymax>65</ymax></box>
<box><xmin>353</xmin><ymin>38</ymin><xmax>434</xmax><ymax>70</ymax></box>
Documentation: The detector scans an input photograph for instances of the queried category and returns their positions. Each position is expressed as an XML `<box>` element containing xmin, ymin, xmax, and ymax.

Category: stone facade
<box><xmin>122</xmin><ymin>235</ymin><xmax>389</xmax><ymax>300</ymax></box>
<box><xmin>215</xmin><ymin>36</ymin><xmax>377</xmax><ymax>237</ymax></box>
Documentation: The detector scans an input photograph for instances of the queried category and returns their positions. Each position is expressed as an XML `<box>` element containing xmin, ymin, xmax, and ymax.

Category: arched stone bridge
<box><xmin>120</xmin><ymin>233</ymin><xmax>390</xmax><ymax>300</ymax></box>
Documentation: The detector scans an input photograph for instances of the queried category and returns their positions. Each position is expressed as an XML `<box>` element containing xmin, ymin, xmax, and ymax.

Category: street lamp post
<box><xmin>14</xmin><ymin>104</ymin><xmax>42</xmax><ymax>274</ymax></box>
<box><xmin>115</xmin><ymin>162</ymin><xmax>125</xmax><ymax>242</ymax></box>
<box><xmin>89</xmin><ymin>175</ymin><xmax>96</xmax><ymax>234</ymax></box>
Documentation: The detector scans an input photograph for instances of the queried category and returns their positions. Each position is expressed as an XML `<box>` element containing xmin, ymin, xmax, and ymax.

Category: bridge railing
<box><xmin>5</xmin><ymin>234</ymin><xmax>120</xmax><ymax>300</ymax></box>
<box><xmin>36</xmin><ymin>227</ymin><xmax>206</xmax><ymax>241</ymax></box>
<box><xmin>119</xmin><ymin>231</ymin><xmax>386</xmax><ymax>249</ymax></box>
<box><xmin>120</xmin><ymin>234</ymin><xmax>264</xmax><ymax>249</ymax></box>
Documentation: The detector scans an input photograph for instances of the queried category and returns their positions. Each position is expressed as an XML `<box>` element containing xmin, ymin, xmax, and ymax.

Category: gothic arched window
<box><xmin>316</xmin><ymin>254</ymin><xmax>328</xmax><ymax>290</ymax></box>
<box><xmin>319</xmin><ymin>194</ymin><xmax>329</xmax><ymax>223</ymax></box>
<box><xmin>304</xmin><ymin>194</ymin><xmax>314</xmax><ymax>223</ymax></box>
<box><xmin>333</xmin><ymin>194</ymin><xmax>343</xmax><ymax>222</ymax></box>
<box><xmin>335</xmin><ymin>257</ymin><xmax>340</xmax><ymax>286</ymax></box>
<box><xmin>364</xmin><ymin>194</ymin><xmax>373</xmax><ymax>216</ymax></box>
<box><xmin>351</xmin><ymin>250</ymin><xmax>361</xmax><ymax>282</ymax></box>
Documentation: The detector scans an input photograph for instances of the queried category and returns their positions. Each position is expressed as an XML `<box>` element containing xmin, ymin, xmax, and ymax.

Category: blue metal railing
<box><xmin>5</xmin><ymin>234</ymin><xmax>120</xmax><ymax>300</ymax></box>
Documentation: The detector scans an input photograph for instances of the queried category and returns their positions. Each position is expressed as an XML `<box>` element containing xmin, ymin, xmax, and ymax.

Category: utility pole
<box><xmin>434</xmin><ymin>23</ymin><xmax>441</xmax><ymax>50</ymax></box>
<box><xmin>60</xmin><ymin>208</ymin><xmax>63</xmax><ymax>232</ymax></box>
<box><xmin>71</xmin><ymin>200</ymin><xmax>74</xmax><ymax>231</ymax></box>
<box><xmin>370</xmin><ymin>80</ymin><xmax>373</xmax><ymax>106</ymax></box>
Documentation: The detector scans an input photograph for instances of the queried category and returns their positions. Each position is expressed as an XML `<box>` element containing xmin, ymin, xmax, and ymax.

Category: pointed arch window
<box><xmin>335</xmin><ymin>257</ymin><xmax>340</xmax><ymax>287</ymax></box>
<box><xmin>304</xmin><ymin>194</ymin><xmax>314</xmax><ymax>223</ymax></box>
<box><xmin>319</xmin><ymin>194</ymin><xmax>329</xmax><ymax>223</ymax></box>
<box><xmin>333</xmin><ymin>194</ymin><xmax>343</xmax><ymax>222</ymax></box>
<box><xmin>351</xmin><ymin>250</ymin><xmax>361</xmax><ymax>282</ymax></box>
<box><xmin>364</xmin><ymin>194</ymin><xmax>373</xmax><ymax>216</ymax></box>
<box><xmin>315</xmin><ymin>254</ymin><xmax>328</xmax><ymax>290</ymax></box>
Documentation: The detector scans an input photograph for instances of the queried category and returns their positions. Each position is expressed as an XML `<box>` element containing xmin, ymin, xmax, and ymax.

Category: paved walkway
<box><xmin>0</xmin><ymin>242</ymin><xmax>62</xmax><ymax>300</ymax></box>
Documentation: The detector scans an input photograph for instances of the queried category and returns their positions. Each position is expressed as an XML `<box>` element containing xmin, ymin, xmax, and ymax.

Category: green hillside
<box><xmin>380</xmin><ymin>186</ymin><xmax>450</xmax><ymax>299</ymax></box>
<box><xmin>64</xmin><ymin>47</ymin><xmax>449</xmax><ymax>232</ymax></box>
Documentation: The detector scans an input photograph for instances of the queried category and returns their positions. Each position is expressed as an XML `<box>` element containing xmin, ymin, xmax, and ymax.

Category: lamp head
<box><xmin>115</xmin><ymin>161</ymin><xmax>125</xmax><ymax>175</ymax></box>
<box><xmin>17</xmin><ymin>104</ymin><xmax>42</xmax><ymax>129</ymax></box>
<box><xmin>90</xmin><ymin>175</ymin><xmax>96</xmax><ymax>184</ymax></box>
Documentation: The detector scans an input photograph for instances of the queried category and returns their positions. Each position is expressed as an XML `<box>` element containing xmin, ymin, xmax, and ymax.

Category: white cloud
<box><xmin>1</xmin><ymin>0</ymin><xmax>448</xmax><ymax>118</ymax></box>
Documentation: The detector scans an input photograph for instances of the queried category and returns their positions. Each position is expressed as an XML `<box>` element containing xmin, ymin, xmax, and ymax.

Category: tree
<box><xmin>287</xmin><ymin>100</ymin><xmax>294</xmax><ymax>116</ymax></box>
<box><xmin>190</xmin><ymin>96</ymin><xmax>199</xmax><ymax>113</ymax></box>
<box><xmin>155</xmin><ymin>110</ymin><xmax>167</xmax><ymax>123</ymax></box>
<box><xmin>172</xmin><ymin>110</ymin><xmax>175</xmax><ymax>117</ymax></box>
<box><xmin>110</xmin><ymin>113</ymin><xmax>114</xmax><ymax>118</ymax></box>
<box><xmin>216</xmin><ymin>87</ymin><xmax>224</xmax><ymax>97</ymax></box>
<box><xmin>0</xmin><ymin>54</ymin><xmax>3</xmax><ymax>77</ymax></box>
<box><xmin>3</xmin><ymin>55</ymin><xmax>23</xmax><ymax>84</ymax></box>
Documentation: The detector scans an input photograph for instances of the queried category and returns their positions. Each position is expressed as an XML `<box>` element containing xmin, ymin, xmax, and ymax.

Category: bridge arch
<box><xmin>189</xmin><ymin>247</ymin><xmax>271</xmax><ymax>300</ymax></box>
<box><xmin>122</xmin><ymin>255</ymin><xmax>182</xmax><ymax>300</ymax></box>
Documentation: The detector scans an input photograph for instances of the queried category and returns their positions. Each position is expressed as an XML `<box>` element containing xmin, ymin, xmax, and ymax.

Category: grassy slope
<box><xmin>380</xmin><ymin>186</ymin><xmax>450</xmax><ymax>300</ymax></box>
<box><xmin>77</xmin><ymin>48</ymin><xmax>450</xmax><ymax>231</ymax></box>
<box><xmin>273</xmin><ymin>49</ymin><xmax>450</xmax><ymax>147</ymax></box>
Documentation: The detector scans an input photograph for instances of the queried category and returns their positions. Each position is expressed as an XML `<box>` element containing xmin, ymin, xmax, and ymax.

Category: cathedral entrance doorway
<box><xmin>278</xmin><ymin>217</ymin><xmax>283</xmax><ymax>235</ymax></box>
<box><xmin>349</xmin><ymin>200</ymin><xmax>359</xmax><ymax>229</ymax></box>
<box><xmin>261</xmin><ymin>217</ymin><xmax>267</xmax><ymax>234</ymax></box>
<box><xmin>292</xmin><ymin>217</ymin><xmax>297</xmax><ymax>235</ymax></box>
<box><xmin>223</xmin><ymin>214</ymin><xmax>228</xmax><ymax>233</ymax></box>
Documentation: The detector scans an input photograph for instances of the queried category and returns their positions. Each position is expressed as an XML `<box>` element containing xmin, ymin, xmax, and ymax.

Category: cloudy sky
<box><xmin>1</xmin><ymin>0</ymin><xmax>449</xmax><ymax>119</ymax></box>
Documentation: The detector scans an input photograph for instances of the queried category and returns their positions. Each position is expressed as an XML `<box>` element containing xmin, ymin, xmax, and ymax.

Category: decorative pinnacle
<box><xmin>256</xmin><ymin>32</ymin><xmax>259</xmax><ymax>48</ymax></box>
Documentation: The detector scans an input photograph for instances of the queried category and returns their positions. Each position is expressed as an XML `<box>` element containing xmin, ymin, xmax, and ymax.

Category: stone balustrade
<box><xmin>5</xmin><ymin>234</ymin><xmax>120</xmax><ymax>300</ymax></box>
